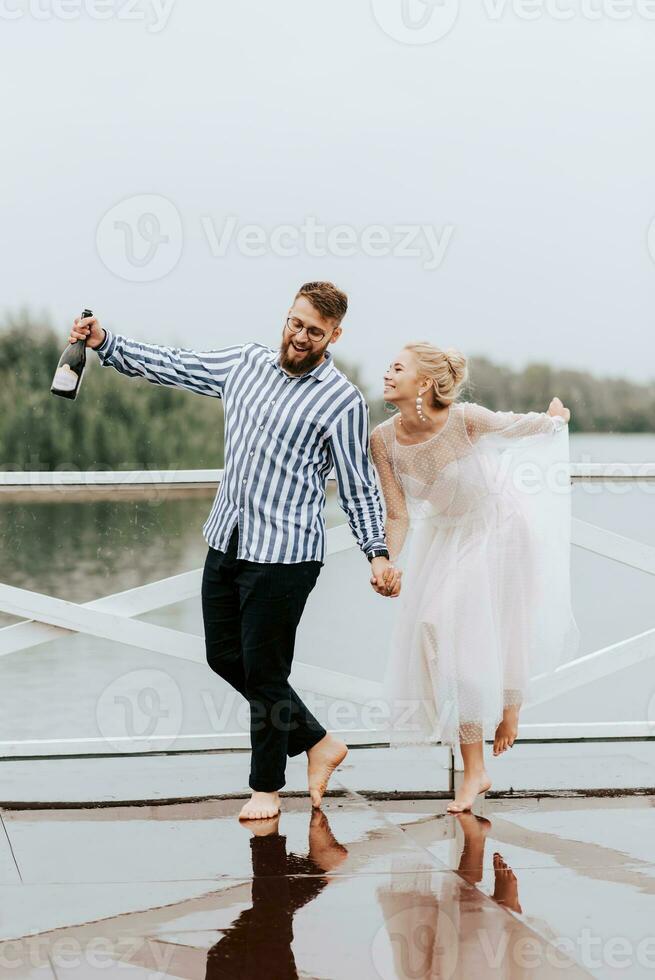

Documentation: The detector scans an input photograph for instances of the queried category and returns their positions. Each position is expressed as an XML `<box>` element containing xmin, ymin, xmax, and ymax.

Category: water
<box><xmin>0</xmin><ymin>434</ymin><xmax>653</xmax><ymax>748</ymax></box>
<box><xmin>569</xmin><ymin>432</ymin><xmax>655</xmax><ymax>463</ymax></box>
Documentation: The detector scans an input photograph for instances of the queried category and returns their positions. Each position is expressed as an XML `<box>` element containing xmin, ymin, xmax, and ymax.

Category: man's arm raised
<box><xmin>69</xmin><ymin>313</ymin><xmax>244</xmax><ymax>399</ymax></box>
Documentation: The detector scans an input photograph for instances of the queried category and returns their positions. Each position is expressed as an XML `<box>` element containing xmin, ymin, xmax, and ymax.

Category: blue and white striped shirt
<box><xmin>95</xmin><ymin>330</ymin><xmax>386</xmax><ymax>564</ymax></box>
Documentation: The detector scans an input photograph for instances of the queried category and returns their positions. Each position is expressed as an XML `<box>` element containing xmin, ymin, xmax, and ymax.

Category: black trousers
<box><xmin>205</xmin><ymin>832</ymin><xmax>327</xmax><ymax>979</ymax></box>
<box><xmin>201</xmin><ymin>525</ymin><xmax>327</xmax><ymax>792</ymax></box>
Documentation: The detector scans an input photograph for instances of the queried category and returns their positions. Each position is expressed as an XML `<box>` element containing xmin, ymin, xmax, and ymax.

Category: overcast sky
<box><xmin>1</xmin><ymin>0</ymin><xmax>654</xmax><ymax>394</ymax></box>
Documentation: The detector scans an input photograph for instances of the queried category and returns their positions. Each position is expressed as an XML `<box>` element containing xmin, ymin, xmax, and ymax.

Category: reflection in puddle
<box><xmin>454</xmin><ymin>812</ymin><xmax>522</xmax><ymax>913</ymax></box>
<box><xmin>205</xmin><ymin>809</ymin><xmax>348</xmax><ymax>979</ymax></box>
<box><xmin>374</xmin><ymin>814</ymin><xmax>534</xmax><ymax>980</ymax></box>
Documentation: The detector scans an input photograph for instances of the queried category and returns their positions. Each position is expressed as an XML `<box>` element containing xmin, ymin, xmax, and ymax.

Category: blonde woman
<box><xmin>370</xmin><ymin>343</ymin><xmax>580</xmax><ymax>812</ymax></box>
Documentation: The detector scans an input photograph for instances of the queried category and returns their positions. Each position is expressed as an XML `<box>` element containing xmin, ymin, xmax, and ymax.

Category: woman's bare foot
<box><xmin>238</xmin><ymin>790</ymin><xmax>280</xmax><ymax>821</ymax></box>
<box><xmin>493</xmin><ymin>705</ymin><xmax>520</xmax><ymax>755</ymax></box>
<box><xmin>307</xmin><ymin>734</ymin><xmax>348</xmax><ymax>808</ymax></box>
<box><xmin>454</xmin><ymin>812</ymin><xmax>492</xmax><ymax>884</ymax></box>
<box><xmin>492</xmin><ymin>852</ymin><xmax>522</xmax><ymax>913</ymax></box>
<box><xmin>446</xmin><ymin>770</ymin><xmax>492</xmax><ymax>813</ymax></box>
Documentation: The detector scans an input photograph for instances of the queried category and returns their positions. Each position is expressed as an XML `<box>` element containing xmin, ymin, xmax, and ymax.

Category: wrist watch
<box><xmin>367</xmin><ymin>548</ymin><xmax>390</xmax><ymax>562</ymax></box>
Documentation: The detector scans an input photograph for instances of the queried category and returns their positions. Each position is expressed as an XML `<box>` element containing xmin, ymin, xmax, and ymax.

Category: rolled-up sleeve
<box><xmin>329</xmin><ymin>395</ymin><xmax>386</xmax><ymax>558</ymax></box>
<box><xmin>95</xmin><ymin>328</ymin><xmax>244</xmax><ymax>399</ymax></box>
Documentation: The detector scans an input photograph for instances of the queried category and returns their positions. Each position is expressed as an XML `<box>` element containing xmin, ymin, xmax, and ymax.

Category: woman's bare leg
<box><xmin>447</xmin><ymin>736</ymin><xmax>492</xmax><ymax>813</ymax></box>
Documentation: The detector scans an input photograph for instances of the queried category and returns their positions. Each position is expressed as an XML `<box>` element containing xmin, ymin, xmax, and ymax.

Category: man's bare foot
<box><xmin>492</xmin><ymin>852</ymin><xmax>522</xmax><ymax>913</ymax></box>
<box><xmin>446</xmin><ymin>771</ymin><xmax>492</xmax><ymax>813</ymax></box>
<box><xmin>307</xmin><ymin>734</ymin><xmax>348</xmax><ymax>809</ymax></box>
<box><xmin>308</xmin><ymin>809</ymin><xmax>349</xmax><ymax>872</ymax></box>
<box><xmin>238</xmin><ymin>791</ymin><xmax>280</xmax><ymax>821</ymax></box>
<box><xmin>240</xmin><ymin>813</ymin><xmax>280</xmax><ymax>837</ymax></box>
<box><xmin>493</xmin><ymin>705</ymin><xmax>520</xmax><ymax>755</ymax></box>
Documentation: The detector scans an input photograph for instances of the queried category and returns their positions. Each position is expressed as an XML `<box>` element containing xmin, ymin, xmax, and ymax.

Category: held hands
<box><xmin>548</xmin><ymin>396</ymin><xmax>571</xmax><ymax>423</ymax></box>
<box><xmin>370</xmin><ymin>557</ymin><xmax>402</xmax><ymax>598</ymax></box>
<box><xmin>69</xmin><ymin>314</ymin><xmax>105</xmax><ymax>350</ymax></box>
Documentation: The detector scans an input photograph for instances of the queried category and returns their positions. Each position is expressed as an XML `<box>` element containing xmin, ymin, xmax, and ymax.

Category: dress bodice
<box><xmin>370</xmin><ymin>401</ymin><xmax>564</xmax><ymax>560</ymax></box>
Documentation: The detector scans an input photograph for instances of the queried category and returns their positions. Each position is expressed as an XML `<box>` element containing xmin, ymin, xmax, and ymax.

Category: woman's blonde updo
<box><xmin>403</xmin><ymin>341</ymin><xmax>468</xmax><ymax>408</ymax></box>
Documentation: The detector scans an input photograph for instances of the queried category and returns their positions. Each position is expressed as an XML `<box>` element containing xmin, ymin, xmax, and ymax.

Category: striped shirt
<box><xmin>95</xmin><ymin>330</ymin><xmax>386</xmax><ymax>564</ymax></box>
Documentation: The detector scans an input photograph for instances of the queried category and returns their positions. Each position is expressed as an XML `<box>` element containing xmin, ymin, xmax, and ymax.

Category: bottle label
<box><xmin>52</xmin><ymin>364</ymin><xmax>79</xmax><ymax>392</ymax></box>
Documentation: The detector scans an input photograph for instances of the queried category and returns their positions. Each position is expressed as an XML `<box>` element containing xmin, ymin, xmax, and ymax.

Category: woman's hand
<box><xmin>548</xmin><ymin>396</ymin><xmax>570</xmax><ymax>423</ymax></box>
<box><xmin>370</xmin><ymin>561</ymin><xmax>402</xmax><ymax>597</ymax></box>
<box><xmin>384</xmin><ymin>565</ymin><xmax>402</xmax><ymax>596</ymax></box>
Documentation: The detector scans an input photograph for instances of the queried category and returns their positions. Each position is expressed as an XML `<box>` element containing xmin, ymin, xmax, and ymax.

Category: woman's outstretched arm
<box><xmin>463</xmin><ymin>397</ymin><xmax>571</xmax><ymax>444</ymax></box>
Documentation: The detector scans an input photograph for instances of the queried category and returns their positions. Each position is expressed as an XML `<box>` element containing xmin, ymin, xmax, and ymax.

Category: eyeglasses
<box><xmin>286</xmin><ymin>316</ymin><xmax>327</xmax><ymax>344</ymax></box>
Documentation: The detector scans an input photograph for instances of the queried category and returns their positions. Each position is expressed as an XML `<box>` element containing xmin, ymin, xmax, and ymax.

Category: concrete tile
<box><xmin>0</xmin><ymin>879</ymin><xmax>236</xmax><ymax>943</ymax></box>
<box><xmin>0</xmin><ymin>752</ymin><xmax>271</xmax><ymax>805</ymax></box>
<box><xmin>0</xmin><ymin>754</ymin><xmax>234</xmax><ymax>806</ymax></box>
<box><xmin>335</xmin><ymin>745</ymin><xmax>451</xmax><ymax>794</ymax></box>
<box><xmin>485</xmin><ymin>866</ymin><xmax>655</xmax><ymax>980</ymax></box>
<box><xmin>376</xmin><ymin>795</ymin><xmax>655</xmax><ymax>872</ymax></box>
<box><xmin>484</xmin><ymin>742</ymin><xmax>655</xmax><ymax>792</ymax></box>
<box><xmin>1</xmin><ymin>796</ymin><xmax>435</xmax><ymax>885</ymax></box>
<box><xmin>0</xmin><ymin>870</ymin><xmax>588</xmax><ymax>979</ymax></box>
<box><xmin>0</xmin><ymin>817</ymin><xmax>21</xmax><ymax>883</ymax></box>
<box><xmin>374</xmin><ymin>798</ymin><xmax>655</xmax><ymax>979</ymax></box>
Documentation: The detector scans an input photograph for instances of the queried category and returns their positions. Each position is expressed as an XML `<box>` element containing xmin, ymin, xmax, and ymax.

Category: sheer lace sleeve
<box><xmin>463</xmin><ymin>402</ymin><xmax>566</xmax><ymax>444</ymax></box>
<box><xmin>370</xmin><ymin>424</ymin><xmax>410</xmax><ymax>565</ymax></box>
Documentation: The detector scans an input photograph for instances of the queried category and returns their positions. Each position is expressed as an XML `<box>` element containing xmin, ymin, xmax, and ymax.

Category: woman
<box><xmin>370</xmin><ymin>342</ymin><xmax>580</xmax><ymax>813</ymax></box>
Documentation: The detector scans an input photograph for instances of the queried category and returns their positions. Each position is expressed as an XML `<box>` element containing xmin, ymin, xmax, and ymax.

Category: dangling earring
<box><xmin>416</xmin><ymin>392</ymin><xmax>428</xmax><ymax>423</ymax></box>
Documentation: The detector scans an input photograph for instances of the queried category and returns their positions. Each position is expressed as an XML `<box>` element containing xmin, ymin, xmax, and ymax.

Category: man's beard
<box><xmin>278</xmin><ymin>336</ymin><xmax>327</xmax><ymax>376</ymax></box>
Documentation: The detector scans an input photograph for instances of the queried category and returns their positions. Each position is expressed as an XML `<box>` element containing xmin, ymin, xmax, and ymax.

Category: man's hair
<box><xmin>295</xmin><ymin>281</ymin><xmax>348</xmax><ymax>324</ymax></box>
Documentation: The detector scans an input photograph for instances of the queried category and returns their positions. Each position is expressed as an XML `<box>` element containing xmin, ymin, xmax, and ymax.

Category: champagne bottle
<box><xmin>51</xmin><ymin>308</ymin><xmax>93</xmax><ymax>400</ymax></box>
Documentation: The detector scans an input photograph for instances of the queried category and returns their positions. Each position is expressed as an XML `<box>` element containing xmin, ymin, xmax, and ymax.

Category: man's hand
<box><xmin>69</xmin><ymin>314</ymin><xmax>105</xmax><ymax>350</ymax></box>
<box><xmin>370</xmin><ymin>557</ymin><xmax>401</xmax><ymax>597</ymax></box>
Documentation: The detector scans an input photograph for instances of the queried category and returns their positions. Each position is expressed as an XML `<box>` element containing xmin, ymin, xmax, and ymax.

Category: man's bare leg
<box><xmin>239</xmin><ymin>791</ymin><xmax>281</xmax><ymax>821</ymax></box>
<box><xmin>307</xmin><ymin>734</ymin><xmax>348</xmax><ymax>808</ymax></box>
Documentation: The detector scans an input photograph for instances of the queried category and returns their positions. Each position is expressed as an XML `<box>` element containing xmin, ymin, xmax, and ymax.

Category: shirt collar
<box><xmin>267</xmin><ymin>346</ymin><xmax>335</xmax><ymax>382</ymax></box>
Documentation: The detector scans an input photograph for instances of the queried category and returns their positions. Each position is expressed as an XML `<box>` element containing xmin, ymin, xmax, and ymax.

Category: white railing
<box><xmin>0</xmin><ymin>466</ymin><xmax>654</xmax><ymax>757</ymax></box>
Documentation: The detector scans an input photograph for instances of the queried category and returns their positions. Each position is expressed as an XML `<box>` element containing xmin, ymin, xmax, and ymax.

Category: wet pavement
<box><xmin>1</xmin><ymin>788</ymin><xmax>654</xmax><ymax>978</ymax></box>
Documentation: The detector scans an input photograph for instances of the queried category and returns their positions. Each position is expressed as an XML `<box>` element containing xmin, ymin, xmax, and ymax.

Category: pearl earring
<box><xmin>416</xmin><ymin>393</ymin><xmax>428</xmax><ymax>423</ymax></box>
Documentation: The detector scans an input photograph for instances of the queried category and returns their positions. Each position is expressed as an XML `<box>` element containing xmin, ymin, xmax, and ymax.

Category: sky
<box><xmin>1</xmin><ymin>0</ymin><xmax>654</xmax><ymax>396</ymax></box>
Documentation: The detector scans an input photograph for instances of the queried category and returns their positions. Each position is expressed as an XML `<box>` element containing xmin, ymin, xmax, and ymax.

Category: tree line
<box><xmin>1</xmin><ymin>311</ymin><xmax>652</xmax><ymax>471</ymax></box>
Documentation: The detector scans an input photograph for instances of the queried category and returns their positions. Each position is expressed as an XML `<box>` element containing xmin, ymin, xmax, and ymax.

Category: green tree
<box><xmin>1</xmin><ymin>312</ymin><xmax>652</xmax><ymax>472</ymax></box>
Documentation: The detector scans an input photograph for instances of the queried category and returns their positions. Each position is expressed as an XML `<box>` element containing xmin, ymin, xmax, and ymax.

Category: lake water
<box><xmin>0</xmin><ymin>433</ymin><xmax>653</xmax><ymax>749</ymax></box>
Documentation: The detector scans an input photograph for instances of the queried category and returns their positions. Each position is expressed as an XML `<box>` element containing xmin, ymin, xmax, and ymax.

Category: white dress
<box><xmin>370</xmin><ymin>401</ymin><xmax>580</xmax><ymax>747</ymax></box>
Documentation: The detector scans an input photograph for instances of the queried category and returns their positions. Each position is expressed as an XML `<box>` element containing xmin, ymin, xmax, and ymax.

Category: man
<box><xmin>69</xmin><ymin>281</ymin><xmax>401</xmax><ymax>821</ymax></box>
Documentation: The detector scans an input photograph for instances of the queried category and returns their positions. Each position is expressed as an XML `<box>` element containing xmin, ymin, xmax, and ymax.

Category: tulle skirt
<box><xmin>382</xmin><ymin>488</ymin><xmax>579</xmax><ymax>747</ymax></box>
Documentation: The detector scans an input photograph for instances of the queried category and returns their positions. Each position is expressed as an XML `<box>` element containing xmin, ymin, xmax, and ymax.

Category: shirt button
<box><xmin>242</xmin><ymin>479</ymin><xmax>247</xmax><ymax>484</ymax></box>
<box><xmin>260</xmin><ymin>425</ymin><xmax>264</xmax><ymax>430</ymax></box>
<box><xmin>250</xmin><ymin>451</ymin><xmax>254</xmax><ymax>456</ymax></box>
<box><xmin>240</xmin><ymin>507</ymin><xmax>244</xmax><ymax>512</ymax></box>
